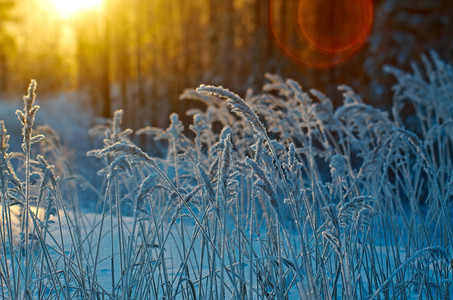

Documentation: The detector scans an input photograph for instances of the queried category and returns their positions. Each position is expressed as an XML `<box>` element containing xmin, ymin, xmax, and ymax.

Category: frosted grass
<box><xmin>0</xmin><ymin>53</ymin><xmax>452</xmax><ymax>299</ymax></box>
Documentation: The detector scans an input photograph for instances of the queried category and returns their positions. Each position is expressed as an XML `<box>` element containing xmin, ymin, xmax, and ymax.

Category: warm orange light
<box><xmin>50</xmin><ymin>0</ymin><xmax>103</xmax><ymax>18</ymax></box>
<box><xmin>297</xmin><ymin>0</ymin><xmax>372</xmax><ymax>53</ymax></box>
<box><xmin>269</xmin><ymin>0</ymin><xmax>374</xmax><ymax>68</ymax></box>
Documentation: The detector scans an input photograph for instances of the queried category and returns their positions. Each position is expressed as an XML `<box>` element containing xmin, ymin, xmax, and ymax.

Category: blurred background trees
<box><xmin>0</xmin><ymin>0</ymin><xmax>16</xmax><ymax>95</ymax></box>
<box><xmin>0</xmin><ymin>0</ymin><xmax>452</xmax><ymax>130</ymax></box>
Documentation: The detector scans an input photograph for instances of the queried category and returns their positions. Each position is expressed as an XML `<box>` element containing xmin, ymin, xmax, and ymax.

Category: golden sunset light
<box><xmin>49</xmin><ymin>0</ymin><xmax>103</xmax><ymax>18</ymax></box>
<box><xmin>0</xmin><ymin>0</ymin><xmax>452</xmax><ymax>298</ymax></box>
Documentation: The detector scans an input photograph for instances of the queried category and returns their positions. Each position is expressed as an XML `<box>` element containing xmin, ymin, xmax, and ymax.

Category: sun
<box><xmin>50</xmin><ymin>0</ymin><xmax>103</xmax><ymax>18</ymax></box>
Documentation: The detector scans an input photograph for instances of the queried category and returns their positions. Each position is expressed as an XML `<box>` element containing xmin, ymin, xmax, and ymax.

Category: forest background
<box><xmin>0</xmin><ymin>0</ymin><xmax>452</xmax><ymax>133</ymax></box>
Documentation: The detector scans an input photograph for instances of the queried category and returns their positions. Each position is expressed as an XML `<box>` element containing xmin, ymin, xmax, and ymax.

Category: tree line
<box><xmin>0</xmin><ymin>0</ymin><xmax>452</xmax><ymax>131</ymax></box>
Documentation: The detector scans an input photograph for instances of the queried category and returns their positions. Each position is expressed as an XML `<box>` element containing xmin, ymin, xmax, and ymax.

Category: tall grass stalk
<box><xmin>0</xmin><ymin>53</ymin><xmax>452</xmax><ymax>299</ymax></box>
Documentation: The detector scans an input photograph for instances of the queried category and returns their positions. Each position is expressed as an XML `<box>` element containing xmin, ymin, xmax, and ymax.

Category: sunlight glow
<box><xmin>50</xmin><ymin>0</ymin><xmax>103</xmax><ymax>18</ymax></box>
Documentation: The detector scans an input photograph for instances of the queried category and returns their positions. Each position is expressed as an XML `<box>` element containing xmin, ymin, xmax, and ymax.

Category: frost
<box><xmin>1</xmin><ymin>54</ymin><xmax>453</xmax><ymax>299</ymax></box>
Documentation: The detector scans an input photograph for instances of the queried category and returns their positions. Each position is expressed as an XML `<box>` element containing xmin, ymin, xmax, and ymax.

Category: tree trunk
<box><xmin>101</xmin><ymin>6</ymin><xmax>112</xmax><ymax>119</ymax></box>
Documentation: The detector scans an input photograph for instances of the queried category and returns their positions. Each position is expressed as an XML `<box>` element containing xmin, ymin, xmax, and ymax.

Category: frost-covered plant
<box><xmin>14</xmin><ymin>80</ymin><xmax>46</xmax><ymax>296</ymax></box>
<box><xmin>1</xmin><ymin>52</ymin><xmax>453</xmax><ymax>299</ymax></box>
<box><xmin>176</xmin><ymin>59</ymin><xmax>453</xmax><ymax>297</ymax></box>
<box><xmin>0</xmin><ymin>120</ymin><xmax>22</xmax><ymax>299</ymax></box>
<box><xmin>0</xmin><ymin>81</ymin><xmax>87</xmax><ymax>299</ymax></box>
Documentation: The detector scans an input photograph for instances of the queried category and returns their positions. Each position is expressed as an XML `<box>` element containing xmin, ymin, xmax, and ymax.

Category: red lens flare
<box><xmin>269</xmin><ymin>0</ymin><xmax>374</xmax><ymax>68</ymax></box>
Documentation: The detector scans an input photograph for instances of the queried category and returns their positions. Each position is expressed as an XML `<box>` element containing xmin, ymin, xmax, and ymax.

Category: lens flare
<box><xmin>269</xmin><ymin>0</ymin><xmax>374</xmax><ymax>68</ymax></box>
